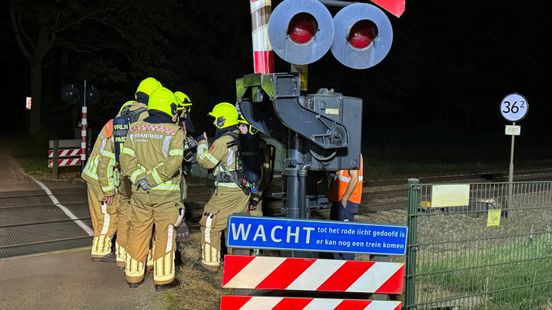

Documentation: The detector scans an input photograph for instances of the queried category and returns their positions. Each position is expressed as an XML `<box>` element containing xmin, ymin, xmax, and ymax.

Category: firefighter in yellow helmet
<box><xmin>174</xmin><ymin>91</ymin><xmax>196</xmax><ymax>162</ymax></box>
<box><xmin>113</xmin><ymin>77</ymin><xmax>162</xmax><ymax>269</ymax></box>
<box><xmin>174</xmin><ymin>91</ymin><xmax>192</xmax><ymax>116</ymax></box>
<box><xmin>174</xmin><ymin>90</ymin><xmax>194</xmax><ymax>242</ymax></box>
<box><xmin>81</xmin><ymin>119</ymin><xmax>119</xmax><ymax>262</ymax></box>
<box><xmin>237</xmin><ymin>115</ymin><xmax>264</xmax><ymax>217</ymax></box>
<box><xmin>196</xmin><ymin>102</ymin><xmax>250</xmax><ymax>272</ymax></box>
<box><xmin>119</xmin><ymin>86</ymin><xmax>185</xmax><ymax>291</ymax></box>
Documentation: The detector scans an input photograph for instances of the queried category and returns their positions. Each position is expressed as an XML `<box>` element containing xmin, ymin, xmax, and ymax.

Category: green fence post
<box><xmin>405</xmin><ymin>178</ymin><xmax>419</xmax><ymax>309</ymax></box>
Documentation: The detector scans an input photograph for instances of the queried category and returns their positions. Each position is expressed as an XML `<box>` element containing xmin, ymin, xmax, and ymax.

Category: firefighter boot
<box><xmin>200</xmin><ymin>243</ymin><xmax>220</xmax><ymax>273</ymax></box>
<box><xmin>115</xmin><ymin>241</ymin><xmax>126</xmax><ymax>269</ymax></box>
<box><xmin>91</xmin><ymin>235</ymin><xmax>116</xmax><ymax>262</ymax></box>
<box><xmin>125</xmin><ymin>254</ymin><xmax>146</xmax><ymax>288</ymax></box>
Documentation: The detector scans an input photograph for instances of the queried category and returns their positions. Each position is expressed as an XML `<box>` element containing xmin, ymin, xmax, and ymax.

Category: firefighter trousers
<box><xmin>87</xmin><ymin>182</ymin><xmax>118</xmax><ymax>258</ymax></box>
<box><xmin>115</xmin><ymin>177</ymin><xmax>132</xmax><ymax>267</ymax></box>
<box><xmin>200</xmin><ymin>185</ymin><xmax>249</xmax><ymax>268</ymax></box>
<box><xmin>125</xmin><ymin>191</ymin><xmax>181</xmax><ymax>285</ymax></box>
<box><xmin>116</xmin><ymin>177</ymin><xmax>155</xmax><ymax>268</ymax></box>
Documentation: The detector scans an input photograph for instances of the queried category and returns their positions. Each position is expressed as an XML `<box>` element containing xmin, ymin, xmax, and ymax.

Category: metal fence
<box><xmin>405</xmin><ymin>179</ymin><xmax>552</xmax><ymax>309</ymax></box>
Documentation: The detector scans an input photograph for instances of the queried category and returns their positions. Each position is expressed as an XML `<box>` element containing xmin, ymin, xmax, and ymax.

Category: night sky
<box><xmin>1</xmin><ymin>0</ymin><xmax>550</xmax><ymax>161</ymax></box>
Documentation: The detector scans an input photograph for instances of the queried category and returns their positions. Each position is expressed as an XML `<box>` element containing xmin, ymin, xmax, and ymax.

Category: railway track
<box><xmin>2</xmin><ymin>167</ymin><xmax>552</xmax><ymax>258</ymax></box>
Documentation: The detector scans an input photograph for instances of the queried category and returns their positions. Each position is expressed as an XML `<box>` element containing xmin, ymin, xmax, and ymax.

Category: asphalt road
<box><xmin>0</xmin><ymin>149</ymin><xmax>165</xmax><ymax>309</ymax></box>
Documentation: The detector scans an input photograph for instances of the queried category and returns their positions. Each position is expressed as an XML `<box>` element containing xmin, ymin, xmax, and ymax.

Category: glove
<box><xmin>136</xmin><ymin>177</ymin><xmax>152</xmax><ymax>192</ymax></box>
<box><xmin>176</xmin><ymin>222</ymin><xmax>190</xmax><ymax>242</ymax></box>
<box><xmin>183</xmin><ymin>136</ymin><xmax>198</xmax><ymax>151</ymax></box>
<box><xmin>248</xmin><ymin>198</ymin><xmax>259</xmax><ymax>211</ymax></box>
<box><xmin>184</xmin><ymin>151</ymin><xmax>194</xmax><ymax>163</ymax></box>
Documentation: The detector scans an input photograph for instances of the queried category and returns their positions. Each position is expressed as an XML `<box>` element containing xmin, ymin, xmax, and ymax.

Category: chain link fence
<box><xmin>405</xmin><ymin>179</ymin><xmax>552</xmax><ymax>309</ymax></box>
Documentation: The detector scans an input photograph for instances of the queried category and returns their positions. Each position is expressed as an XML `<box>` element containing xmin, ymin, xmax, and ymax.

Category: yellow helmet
<box><xmin>135</xmin><ymin>77</ymin><xmax>162</xmax><ymax>98</ymax></box>
<box><xmin>118</xmin><ymin>100</ymin><xmax>135</xmax><ymax>114</ymax></box>
<box><xmin>174</xmin><ymin>91</ymin><xmax>192</xmax><ymax>109</ymax></box>
<box><xmin>148</xmin><ymin>87</ymin><xmax>178</xmax><ymax>117</ymax></box>
<box><xmin>208</xmin><ymin>102</ymin><xmax>239</xmax><ymax>129</ymax></box>
<box><xmin>238</xmin><ymin>114</ymin><xmax>249</xmax><ymax>124</ymax></box>
<box><xmin>238</xmin><ymin>114</ymin><xmax>258</xmax><ymax>134</ymax></box>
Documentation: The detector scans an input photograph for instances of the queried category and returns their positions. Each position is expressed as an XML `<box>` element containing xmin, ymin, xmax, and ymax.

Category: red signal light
<box><xmin>347</xmin><ymin>20</ymin><xmax>378</xmax><ymax>49</ymax></box>
<box><xmin>287</xmin><ymin>13</ymin><xmax>318</xmax><ymax>44</ymax></box>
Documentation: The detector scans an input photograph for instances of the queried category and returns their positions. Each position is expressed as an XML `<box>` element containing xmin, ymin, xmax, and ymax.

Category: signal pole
<box><xmin>81</xmin><ymin>80</ymin><xmax>88</xmax><ymax>171</ymax></box>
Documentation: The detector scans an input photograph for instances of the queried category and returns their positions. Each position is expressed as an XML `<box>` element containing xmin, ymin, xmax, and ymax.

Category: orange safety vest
<box><xmin>328</xmin><ymin>154</ymin><xmax>364</xmax><ymax>204</ymax></box>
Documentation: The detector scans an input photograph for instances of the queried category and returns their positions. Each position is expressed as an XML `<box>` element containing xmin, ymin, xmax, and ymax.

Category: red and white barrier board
<box><xmin>222</xmin><ymin>256</ymin><xmax>404</xmax><ymax>294</ymax></box>
<box><xmin>48</xmin><ymin>148</ymin><xmax>82</xmax><ymax>158</ymax></box>
<box><xmin>48</xmin><ymin>158</ymin><xmax>81</xmax><ymax>168</ymax></box>
<box><xmin>221</xmin><ymin>296</ymin><xmax>401</xmax><ymax>310</ymax></box>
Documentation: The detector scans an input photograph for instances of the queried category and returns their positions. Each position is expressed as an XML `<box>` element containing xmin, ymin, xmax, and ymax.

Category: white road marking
<box><xmin>29</xmin><ymin>176</ymin><xmax>94</xmax><ymax>236</ymax></box>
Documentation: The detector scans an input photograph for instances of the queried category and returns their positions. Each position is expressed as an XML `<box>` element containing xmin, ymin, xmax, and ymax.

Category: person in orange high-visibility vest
<box><xmin>327</xmin><ymin>153</ymin><xmax>363</xmax><ymax>260</ymax></box>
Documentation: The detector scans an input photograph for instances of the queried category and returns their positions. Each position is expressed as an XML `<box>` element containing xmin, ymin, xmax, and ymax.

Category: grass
<box><xmin>2</xmin><ymin>135</ymin><xmax>80</xmax><ymax>178</ymax></box>
<box><xmin>363</xmin><ymin>143</ymin><xmax>552</xmax><ymax>178</ymax></box>
<box><xmin>420</xmin><ymin>233</ymin><xmax>552</xmax><ymax>309</ymax></box>
<box><xmin>157</xmin><ymin>233</ymin><xmax>224</xmax><ymax>310</ymax></box>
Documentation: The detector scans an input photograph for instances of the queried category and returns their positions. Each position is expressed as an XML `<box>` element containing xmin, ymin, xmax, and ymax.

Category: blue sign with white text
<box><xmin>226</xmin><ymin>216</ymin><xmax>408</xmax><ymax>256</ymax></box>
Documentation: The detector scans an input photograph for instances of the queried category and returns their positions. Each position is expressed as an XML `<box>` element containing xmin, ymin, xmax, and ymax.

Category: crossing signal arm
<box><xmin>237</xmin><ymin>73</ymin><xmax>362</xmax><ymax>171</ymax></box>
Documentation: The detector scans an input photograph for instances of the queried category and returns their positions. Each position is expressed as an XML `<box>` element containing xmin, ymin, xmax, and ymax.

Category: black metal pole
<box><xmin>285</xmin><ymin>132</ymin><xmax>302</xmax><ymax>219</ymax></box>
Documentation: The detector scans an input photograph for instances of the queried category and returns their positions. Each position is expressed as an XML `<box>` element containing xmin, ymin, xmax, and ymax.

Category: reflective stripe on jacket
<box><xmin>196</xmin><ymin>131</ymin><xmax>241</xmax><ymax>189</ymax></box>
<box><xmin>81</xmin><ymin>120</ymin><xmax>119</xmax><ymax>195</ymax></box>
<box><xmin>119</xmin><ymin>121</ymin><xmax>184</xmax><ymax>192</ymax></box>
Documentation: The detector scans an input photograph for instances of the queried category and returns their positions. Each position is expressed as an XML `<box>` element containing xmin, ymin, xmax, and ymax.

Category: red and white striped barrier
<box><xmin>221</xmin><ymin>296</ymin><xmax>401</xmax><ymax>310</ymax></box>
<box><xmin>222</xmin><ymin>256</ymin><xmax>405</xmax><ymax>294</ymax></box>
<box><xmin>48</xmin><ymin>148</ymin><xmax>82</xmax><ymax>158</ymax></box>
<box><xmin>81</xmin><ymin>105</ymin><xmax>87</xmax><ymax>167</ymax></box>
<box><xmin>250</xmin><ymin>0</ymin><xmax>274</xmax><ymax>74</ymax></box>
<box><xmin>48</xmin><ymin>158</ymin><xmax>81</xmax><ymax>168</ymax></box>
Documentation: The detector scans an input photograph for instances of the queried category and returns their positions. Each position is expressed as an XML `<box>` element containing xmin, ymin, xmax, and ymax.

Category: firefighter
<box><xmin>119</xmin><ymin>86</ymin><xmax>185</xmax><ymax>290</ymax></box>
<box><xmin>81</xmin><ymin>119</ymin><xmax>119</xmax><ymax>262</ymax></box>
<box><xmin>237</xmin><ymin>115</ymin><xmax>263</xmax><ymax>216</ymax></box>
<box><xmin>174</xmin><ymin>91</ymin><xmax>196</xmax><ymax>166</ymax></box>
<box><xmin>327</xmin><ymin>153</ymin><xmax>364</xmax><ymax>260</ymax></box>
<box><xmin>196</xmin><ymin>102</ymin><xmax>250</xmax><ymax>272</ymax></box>
<box><xmin>113</xmin><ymin>77</ymin><xmax>162</xmax><ymax>269</ymax></box>
<box><xmin>174</xmin><ymin>90</ymin><xmax>193</xmax><ymax>242</ymax></box>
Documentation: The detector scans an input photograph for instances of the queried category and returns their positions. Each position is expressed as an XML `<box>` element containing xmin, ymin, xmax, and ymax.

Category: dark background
<box><xmin>1</xmin><ymin>0</ymin><xmax>549</xmax><ymax>163</ymax></box>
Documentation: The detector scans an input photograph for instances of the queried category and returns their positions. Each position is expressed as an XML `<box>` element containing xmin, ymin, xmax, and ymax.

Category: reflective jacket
<box><xmin>119</xmin><ymin>121</ymin><xmax>184</xmax><ymax>192</ymax></box>
<box><xmin>327</xmin><ymin>154</ymin><xmax>364</xmax><ymax>204</ymax></box>
<box><xmin>81</xmin><ymin>120</ymin><xmax>119</xmax><ymax>196</ymax></box>
<box><xmin>196</xmin><ymin>130</ymin><xmax>241</xmax><ymax>189</ymax></box>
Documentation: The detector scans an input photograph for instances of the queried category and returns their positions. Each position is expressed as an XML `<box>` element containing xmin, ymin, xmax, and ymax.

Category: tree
<box><xmin>10</xmin><ymin>0</ymin><xmax>180</xmax><ymax>135</ymax></box>
<box><xmin>12</xmin><ymin>0</ymin><xmax>95</xmax><ymax>134</ymax></box>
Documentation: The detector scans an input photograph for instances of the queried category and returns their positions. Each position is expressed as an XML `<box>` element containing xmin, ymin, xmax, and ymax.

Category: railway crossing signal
<box><xmin>240</xmin><ymin>0</ymin><xmax>406</xmax><ymax>220</ymax></box>
<box><xmin>268</xmin><ymin>0</ymin><xmax>396</xmax><ymax>69</ymax></box>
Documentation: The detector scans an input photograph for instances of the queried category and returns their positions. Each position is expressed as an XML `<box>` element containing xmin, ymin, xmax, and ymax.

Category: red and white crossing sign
<box><xmin>221</xmin><ymin>296</ymin><xmax>402</xmax><ymax>310</ymax></box>
<box><xmin>222</xmin><ymin>255</ymin><xmax>405</xmax><ymax>294</ymax></box>
<box><xmin>370</xmin><ymin>0</ymin><xmax>406</xmax><ymax>18</ymax></box>
<box><xmin>48</xmin><ymin>158</ymin><xmax>81</xmax><ymax>168</ymax></box>
<box><xmin>48</xmin><ymin>148</ymin><xmax>82</xmax><ymax>158</ymax></box>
